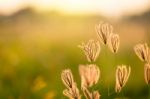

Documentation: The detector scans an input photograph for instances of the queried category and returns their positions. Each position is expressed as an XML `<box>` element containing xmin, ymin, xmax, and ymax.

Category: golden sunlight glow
<box><xmin>0</xmin><ymin>0</ymin><xmax>150</xmax><ymax>17</ymax></box>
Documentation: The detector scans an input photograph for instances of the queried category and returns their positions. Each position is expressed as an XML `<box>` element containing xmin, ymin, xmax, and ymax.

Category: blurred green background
<box><xmin>0</xmin><ymin>1</ymin><xmax>150</xmax><ymax>99</ymax></box>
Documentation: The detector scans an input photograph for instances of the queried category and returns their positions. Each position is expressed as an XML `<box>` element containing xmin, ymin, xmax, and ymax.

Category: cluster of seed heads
<box><xmin>61</xmin><ymin>22</ymin><xmax>138</xmax><ymax>99</ymax></box>
<box><xmin>95</xmin><ymin>22</ymin><xmax>120</xmax><ymax>53</ymax></box>
<box><xmin>134</xmin><ymin>43</ymin><xmax>150</xmax><ymax>84</ymax></box>
<box><xmin>78</xmin><ymin>40</ymin><xmax>100</xmax><ymax>62</ymax></box>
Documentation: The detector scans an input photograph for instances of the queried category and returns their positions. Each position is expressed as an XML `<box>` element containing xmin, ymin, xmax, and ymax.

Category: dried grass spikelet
<box><xmin>82</xmin><ymin>87</ymin><xmax>100</xmax><ymax>99</ymax></box>
<box><xmin>61</xmin><ymin>69</ymin><xmax>74</xmax><ymax>89</ymax></box>
<box><xmin>115</xmin><ymin>65</ymin><xmax>131</xmax><ymax>93</ymax></box>
<box><xmin>95</xmin><ymin>22</ymin><xmax>113</xmax><ymax>45</ymax></box>
<box><xmin>108</xmin><ymin>33</ymin><xmax>120</xmax><ymax>53</ymax></box>
<box><xmin>144</xmin><ymin>63</ymin><xmax>150</xmax><ymax>84</ymax></box>
<box><xmin>78</xmin><ymin>40</ymin><xmax>100</xmax><ymax>62</ymax></box>
<box><xmin>79</xmin><ymin>64</ymin><xmax>100</xmax><ymax>88</ymax></box>
<box><xmin>63</xmin><ymin>84</ymin><xmax>81</xmax><ymax>99</ymax></box>
<box><xmin>134</xmin><ymin>43</ymin><xmax>149</xmax><ymax>62</ymax></box>
<box><xmin>61</xmin><ymin>69</ymin><xmax>81</xmax><ymax>99</ymax></box>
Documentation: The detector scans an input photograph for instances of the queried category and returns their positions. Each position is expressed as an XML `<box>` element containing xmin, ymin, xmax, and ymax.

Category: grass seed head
<box><xmin>79</xmin><ymin>64</ymin><xmax>100</xmax><ymax>88</ymax></box>
<box><xmin>134</xmin><ymin>43</ymin><xmax>149</xmax><ymax>62</ymax></box>
<box><xmin>108</xmin><ymin>33</ymin><xmax>120</xmax><ymax>53</ymax></box>
<box><xmin>115</xmin><ymin>65</ymin><xmax>131</xmax><ymax>93</ymax></box>
<box><xmin>78</xmin><ymin>40</ymin><xmax>100</xmax><ymax>62</ymax></box>
<box><xmin>95</xmin><ymin>22</ymin><xmax>113</xmax><ymax>45</ymax></box>
<box><xmin>61</xmin><ymin>69</ymin><xmax>81</xmax><ymax>99</ymax></box>
<box><xmin>144</xmin><ymin>63</ymin><xmax>150</xmax><ymax>84</ymax></box>
<box><xmin>61</xmin><ymin>69</ymin><xmax>74</xmax><ymax>89</ymax></box>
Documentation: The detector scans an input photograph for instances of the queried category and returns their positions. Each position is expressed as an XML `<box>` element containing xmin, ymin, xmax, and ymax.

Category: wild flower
<box><xmin>134</xmin><ymin>43</ymin><xmax>149</xmax><ymax>62</ymax></box>
<box><xmin>144</xmin><ymin>63</ymin><xmax>150</xmax><ymax>84</ymax></box>
<box><xmin>31</xmin><ymin>76</ymin><xmax>47</xmax><ymax>92</ymax></box>
<box><xmin>61</xmin><ymin>69</ymin><xmax>81</xmax><ymax>99</ymax></box>
<box><xmin>115</xmin><ymin>65</ymin><xmax>131</xmax><ymax>93</ymax></box>
<box><xmin>78</xmin><ymin>40</ymin><xmax>100</xmax><ymax>62</ymax></box>
<box><xmin>108</xmin><ymin>33</ymin><xmax>120</xmax><ymax>53</ymax></box>
<box><xmin>82</xmin><ymin>87</ymin><xmax>100</xmax><ymax>99</ymax></box>
<box><xmin>95</xmin><ymin>22</ymin><xmax>113</xmax><ymax>45</ymax></box>
<box><xmin>79</xmin><ymin>64</ymin><xmax>100</xmax><ymax>88</ymax></box>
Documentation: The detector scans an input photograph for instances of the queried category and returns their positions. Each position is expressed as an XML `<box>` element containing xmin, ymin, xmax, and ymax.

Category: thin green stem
<box><xmin>114</xmin><ymin>53</ymin><xmax>117</xmax><ymax>66</ymax></box>
<box><xmin>148</xmin><ymin>85</ymin><xmax>150</xmax><ymax>99</ymax></box>
<box><xmin>121</xmin><ymin>89</ymin><xmax>125</xmax><ymax>99</ymax></box>
<box><xmin>104</xmin><ymin>45</ymin><xmax>110</xmax><ymax>97</ymax></box>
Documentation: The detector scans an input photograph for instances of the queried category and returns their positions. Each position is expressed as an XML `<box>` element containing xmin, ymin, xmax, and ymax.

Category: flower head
<box><xmin>95</xmin><ymin>22</ymin><xmax>113</xmax><ymax>45</ymax></box>
<box><xmin>79</xmin><ymin>64</ymin><xmax>100</xmax><ymax>88</ymax></box>
<box><xmin>115</xmin><ymin>65</ymin><xmax>131</xmax><ymax>93</ymax></box>
<box><xmin>79</xmin><ymin>40</ymin><xmax>100</xmax><ymax>62</ymax></box>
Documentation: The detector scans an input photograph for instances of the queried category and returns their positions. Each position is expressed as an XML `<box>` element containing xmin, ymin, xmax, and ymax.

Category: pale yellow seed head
<box><xmin>78</xmin><ymin>40</ymin><xmax>100</xmax><ymax>62</ymax></box>
<box><xmin>79</xmin><ymin>64</ymin><xmax>100</xmax><ymax>88</ymax></box>
<box><xmin>95</xmin><ymin>22</ymin><xmax>113</xmax><ymax>45</ymax></box>
<box><xmin>115</xmin><ymin>65</ymin><xmax>131</xmax><ymax>93</ymax></box>
<box><xmin>61</xmin><ymin>69</ymin><xmax>74</xmax><ymax>89</ymax></box>
<box><xmin>108</xmin><ymin>33</ymin><xmax>120</xmax><ymax>53</ymax></box>
<box><xmin>134</xmin><ymin>43</ymin><xmax>149</xmax><ymax>62</ymax></box>
<box><xmin>61</xmin><ymin>69</ymin><xmax>81</xmax><ymax>99</ymax></box>
<box><xmin>144</xmin><ymin>63</ymin><xmax>150</xmax><ymax>84</ymax></box>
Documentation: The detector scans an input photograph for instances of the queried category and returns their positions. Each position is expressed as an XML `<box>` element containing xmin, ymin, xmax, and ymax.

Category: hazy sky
<box><xmin>0</xmin><ymin>0</ymin><xmax>150</xmax><ymax>17</ymax></box>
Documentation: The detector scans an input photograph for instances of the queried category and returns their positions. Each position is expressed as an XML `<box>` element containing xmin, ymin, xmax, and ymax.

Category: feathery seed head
<box><xmin>115</xmin><ymin>65</ymin><xmax>131</xmax><ymax>93</ymax></box>
<box><xmin>108</xmin><ymin>33</ymin><xmax>120</xmax><ymax>53</ymax></box>
<box><xmin>79</xmin><ymin>64</ymin><xmax>100</xmax><ymax>88</ymax></box>
<box><xmin>134</xmin><ymin>43</ymin><xmax>149</xmax><ymax>62</ymax></box>
<box><xmin>61</xmin><ymin>69</ymin><xmax>74</xmax><ymax>89</ymax></box>
<box><xmin>78</xmin><ymin>40</ymin><xmax>100</xmax><ymax>62</ymax></box>
<box><xmin>144</xmin><ymin>63</ymin><xmax>150</xmax><ymax>84</ymax></box>
<box><xmin>61</xmin><ymin>69</ymin><xmax>81</xmax><ymax>99</ymax></box>
<box><xmin>95</xmin><ymin>22</ymin><xmax>113</xmax><ymax>45</ymax></box>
